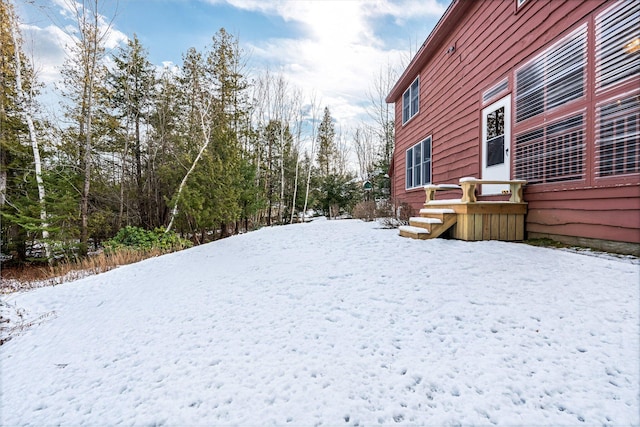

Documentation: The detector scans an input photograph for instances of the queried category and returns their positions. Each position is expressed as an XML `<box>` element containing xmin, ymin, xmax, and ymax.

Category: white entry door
<box><xmin>481</xmin><ymin>95</ymin><xmax>511</xmax><ymax>195</ymax></box>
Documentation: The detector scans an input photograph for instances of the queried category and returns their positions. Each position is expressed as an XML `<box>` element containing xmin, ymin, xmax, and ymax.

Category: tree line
<box><xmin>1</xmin><ymin>0</ymin><xmax>396</xmax><ymax>265</ymax></box>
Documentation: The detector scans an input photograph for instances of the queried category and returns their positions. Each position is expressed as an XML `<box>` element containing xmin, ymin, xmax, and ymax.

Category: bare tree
<box><xmin>366</xmin><ymin>62</ymin><xmax>397</xmax><ymax>170</ymax></box>
<box><xmin>252</xmin><ymin>69</ymin><xmax>303</xmax><ymax>225</ymax></box>
<box><xmin>353</xmin><ymin>126</ymin><xmax>375</xmax><ymax>181</ymax></box>
<box><xmin>60</xmin><ymin>0</ymin><xmax>114</xmax><ymax>253</ymax></box>
<box><xmin>274</xmin><ymin>73</ymin><xmax>291</xmax><ymax>224</ymax></box>
<box><xmin>302</xmin><ymin>92</ymin><xmax>321</xmax><ymax>221</ymax></box>
<box><xmin>289</xmin><ymin>87</ymin><xmax>303</xmax><ymax>224</ymax></box>
<box><xmin>334</xmin><ymin>127</ymin><xmax>350</xmax><ymax>177</ymax></box>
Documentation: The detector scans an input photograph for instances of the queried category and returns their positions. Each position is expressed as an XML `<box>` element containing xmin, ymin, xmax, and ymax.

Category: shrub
<box><xmin>397</xmin><ymin>202</ymin><xmax>414</xmax><ymax>224</ymax></box>
<box><xmin>104</xmin><ymin>226</ymin><xmax>192</xmax><ymax>254</ymax></box>
<box><xmin>374</xmin><ymin>200</ymin><xmax>394</xmax><ymax>218</ymax></box>
<box><xmin>377</xmin><ymin>200</ymin><xmax>414</xmax><ymax>229</ymax></box>
<box><xmin>353</xmin><ymin>201</ymin><xmax>377</xmax><ymax>221</ymax></box>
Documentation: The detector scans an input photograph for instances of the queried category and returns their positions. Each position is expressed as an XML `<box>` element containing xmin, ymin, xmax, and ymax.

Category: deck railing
<box><xmin>424</xmin><ymin>178</ymin><xmax>527</xmax><ymax>205</ymax></box>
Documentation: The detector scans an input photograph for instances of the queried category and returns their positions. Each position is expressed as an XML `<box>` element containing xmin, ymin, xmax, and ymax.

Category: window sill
<box><xmin>402</xmin><ymin>112</ymin><xmax>419</xmax><ymax>127</ymax></box>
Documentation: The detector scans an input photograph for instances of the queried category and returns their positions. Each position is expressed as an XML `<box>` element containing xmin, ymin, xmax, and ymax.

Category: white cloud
<box><xmin>372</xmin><ymin>0</ymin><xmax>448</xmax><ymax>23</ymax></box>
<box><xmin>17</xmin><ymin>0</ymin><xmax>129</xmax><ymax>94</ymax></box>
<box><xmin>210</xmin><ymin>0</ymin><xmax>446</xmax><ymax>127</ymax></box>
<box><xmin>19</xmin><ymin>23</ymin><xmax>74</xmax><ymax>85</ymax></box>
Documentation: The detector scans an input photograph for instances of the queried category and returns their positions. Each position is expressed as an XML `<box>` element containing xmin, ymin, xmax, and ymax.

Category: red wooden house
<box><xmin>386</xmin><ymin>0</ymin><xmax>640</xmax><ymax>254</ymax></box>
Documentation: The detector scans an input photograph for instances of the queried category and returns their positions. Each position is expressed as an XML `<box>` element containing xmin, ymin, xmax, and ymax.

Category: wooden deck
<box><xmin>399</xmin><ymin>179</ymin><xmax>527</xmax><ymax>241</ymax></box>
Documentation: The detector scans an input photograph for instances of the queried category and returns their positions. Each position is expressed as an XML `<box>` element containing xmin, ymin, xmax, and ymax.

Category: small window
<box><xmin>483</xmin><ymin>79</ymin><xmax>509</xmax><ymax>104</ymax></box>
<box><xmin>402</xmin><ymin>77</ymin><xmax>420</xmax><ymax>124</ymax></box>
<box><xmin>517</xmin><ymin>0</ymin><xmax>527</xmax><ymax>6</ymax></box>
<box><xmin>406</xmin><ymin>136</ymin><xmax>432</xmax><ymax>189</ymax></box>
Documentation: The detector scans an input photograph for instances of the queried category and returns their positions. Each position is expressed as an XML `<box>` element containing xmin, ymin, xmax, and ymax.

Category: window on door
<box><xmin>486</xmin><ymin>107</ymin><xmax>505</xmax><ymax>167</ymax></box>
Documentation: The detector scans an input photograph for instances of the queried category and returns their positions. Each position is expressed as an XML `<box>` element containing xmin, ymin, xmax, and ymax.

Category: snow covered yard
<box><xmin>1</xmin><ymin>218</ymin><xmax>638</xmax><ymax>426</ymax></box>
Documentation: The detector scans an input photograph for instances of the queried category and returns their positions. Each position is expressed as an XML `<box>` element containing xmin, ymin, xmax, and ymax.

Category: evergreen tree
<box><xmin>108</xmin><ymin>34</ymin><xmax>156</xmax><ymax>228</ymax></box>
<box><xmin>317</xmin><ymin>173</ymin><xmax>360</xmax><ymax>220</ymax></box>
<box><xmin>166</xmin><ymin>29</ymin><xmax>249</xmax><ymax>238</ymax></box>
<box><xmin>316</xmin><ymin>106</ymin><xmax>335</xmax><ymax>177</ymax></box>
<box><xmin>148</xmin><ymin>66</ymin><xmax>181</xmax><ymax>228</ymax></box>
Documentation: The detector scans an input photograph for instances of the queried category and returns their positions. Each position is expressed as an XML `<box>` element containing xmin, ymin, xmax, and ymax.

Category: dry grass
<box><xmin>0</xmin><ymin>249</ymin><xmax>166</xmax><ymax>294</ymax></box>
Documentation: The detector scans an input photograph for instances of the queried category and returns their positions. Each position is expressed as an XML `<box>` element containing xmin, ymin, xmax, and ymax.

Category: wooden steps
<box><xmin>398</xmin><ymin>208</ymin><xmax>458</xmax><ymax>240</ymax></box>
<box><xmin>398</xmin><ymin>179</ymin><xmax>528</xmax><ymax>241</ymax></box>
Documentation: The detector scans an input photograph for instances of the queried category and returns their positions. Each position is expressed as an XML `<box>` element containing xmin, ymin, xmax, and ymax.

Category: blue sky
<box><xmin>15</xmin><ymin>0</ymin><xmax>449</xmax><ymax>128</ymax></box>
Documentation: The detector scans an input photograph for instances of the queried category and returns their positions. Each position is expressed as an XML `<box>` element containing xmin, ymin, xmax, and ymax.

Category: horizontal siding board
<box><xmin>528</xmin><ymin>197</ymin><xmax>640</xmax><ymax>211</ymax></box>
<box><xmin>527</xmin><ymin>208</ymin><xmax>640</xmax><ymax>229</ymax></box>
<box><xmin>525</xmin><ymin>184</ymin><xmax>640</xmax><ymax>201</ymax></box>
<box><xmin>526</xmin><ymin>222</ymin><xmax>640</xmax><ymax>243</ymax></box>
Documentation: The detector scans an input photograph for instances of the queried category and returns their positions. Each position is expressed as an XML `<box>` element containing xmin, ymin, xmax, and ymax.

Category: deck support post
<box><xmin>424</xmin><ymin>185</ymin><xmax>437</xmax><ymax>204</ymax></box>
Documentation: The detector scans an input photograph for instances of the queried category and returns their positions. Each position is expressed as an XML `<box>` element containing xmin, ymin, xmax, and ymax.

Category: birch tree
<box><xmin>166</xmin><ymin>29</ymin><xmax>247</xmax><ymax>236</ymax></box>
<box><xmin>165</xmin><ymin>47</ymin><xmax>210</xmax><ymax>234</ymax></box>
<box><xmin>288</xmin><ymin>87</ymin><xmax>303</xmax><ymax>224</ymax></box>
<box><xmin>8</xmin><ymin>4</ymin><xmax>50</xmax><ymax>258</ymax></box>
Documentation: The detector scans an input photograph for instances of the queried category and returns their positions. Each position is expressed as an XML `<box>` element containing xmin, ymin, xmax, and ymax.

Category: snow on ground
<box><xmin>1</xmin><ymin>218</ymin><xmax>639</xmax><ymax>426</ymax></box>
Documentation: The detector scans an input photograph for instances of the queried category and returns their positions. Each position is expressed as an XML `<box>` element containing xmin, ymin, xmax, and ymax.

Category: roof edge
<box><xmin>386</xmin><ymin>0</ymin><xmax>474</xmax><ymax>103</ymax></box>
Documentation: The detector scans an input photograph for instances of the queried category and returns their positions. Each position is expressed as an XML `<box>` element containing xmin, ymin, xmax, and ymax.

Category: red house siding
<box><xmin>388</xmin><ymin>0</ymin><xmax>640</xmax><ymax>251</ymax></box>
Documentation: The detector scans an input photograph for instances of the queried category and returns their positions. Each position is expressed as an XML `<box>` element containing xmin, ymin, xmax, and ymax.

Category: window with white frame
<box><xmin>406</xmin><ymin>136</ymin><xmax>432</xmax><ymax>189</ymax></box>
<box><xmin>402</xmin><ymin>77</ymin><xmax>420</xmax><ymax>124</ymax></box>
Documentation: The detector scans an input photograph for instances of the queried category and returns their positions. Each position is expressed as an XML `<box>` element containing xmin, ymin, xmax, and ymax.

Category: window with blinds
<box><xmin>596</xmin><ymin>1</ymin><xmax>640</xmax><ymax>89</ymax></box>
<box><xmin>596</xmin><ymin>94</ymin><xmax>640</xmax><ymax>177</ymax></box>
<box><xmin>515</xmin><ymin>25</ymin><xmax>586</xmax><ymax>122</ymax></box>
<box><xmin>515</xmin><ymin>114</ymin><xmax>585</xmax><ymax>184</ymax></box>
<box><xmin>483</xmin><ymin>79</ymin><xmax>508</xmax><ymax>104</ymax></box>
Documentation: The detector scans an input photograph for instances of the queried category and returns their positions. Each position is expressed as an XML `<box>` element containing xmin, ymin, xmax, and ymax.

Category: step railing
<box><xmin>423</xmin><ymin>184</ymin><xmax>461</xmax><ymax>204</ymax></box>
